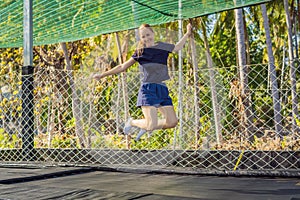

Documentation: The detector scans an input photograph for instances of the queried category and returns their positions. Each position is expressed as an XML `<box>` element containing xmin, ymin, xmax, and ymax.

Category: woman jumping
<box><xmin>93</xmin><ymin>23</ymin><xmax>192</xmax><ymax>141</ymax></box>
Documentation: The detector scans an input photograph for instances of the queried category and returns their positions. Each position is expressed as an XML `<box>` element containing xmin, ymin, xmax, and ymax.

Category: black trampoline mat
<box><xmin>0</xmin><ymin>167</ymin><xmax>299</xmax><ymax>200</ymax></box>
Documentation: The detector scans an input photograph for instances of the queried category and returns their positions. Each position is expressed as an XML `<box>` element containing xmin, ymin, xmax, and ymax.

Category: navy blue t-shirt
<box><xmin>132</xmin><ymin>42</ymin><xmax>175</xmax><ymax>83</ymax></box>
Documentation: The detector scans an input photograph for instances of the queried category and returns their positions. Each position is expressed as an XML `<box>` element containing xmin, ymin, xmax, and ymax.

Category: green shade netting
<box><xmin>0</xmin><ymin>0</ymin><xmax>270</xmax><ymax>48</ymax></box>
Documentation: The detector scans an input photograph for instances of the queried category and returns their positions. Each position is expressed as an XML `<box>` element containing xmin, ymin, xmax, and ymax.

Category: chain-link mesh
<box><xmin>0</xmin><ymin>60</ymin><xmax>299</xmax><ymax>175</ymax></box>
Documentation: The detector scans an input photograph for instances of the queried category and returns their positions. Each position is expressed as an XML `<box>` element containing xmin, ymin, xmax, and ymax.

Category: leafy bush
<box><xmin>0</xmin><ymin>128</ymin><xmax>21</xmax><ymax>148</ymax></box>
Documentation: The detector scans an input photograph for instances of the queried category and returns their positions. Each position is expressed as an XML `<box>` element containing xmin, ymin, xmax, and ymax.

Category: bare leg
<box><xmin>131</xmin><ymin>106</ymin><xmax>160</xmax><ymax>131</ymax></box>
<box><xmin>157</xmin><ymin>105</ymin><xmax>178</xmax><ymax>129</ymax></box>
<box><xmin>131</xmin><ymin>105</ymin><xmax>178</xmax><ymax>131</ymax></box>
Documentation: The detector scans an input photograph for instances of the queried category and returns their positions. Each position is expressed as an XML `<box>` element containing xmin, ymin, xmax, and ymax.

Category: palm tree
<box><xmin>261</xmin><ymin>3</ymin><xmax>283</xmax><ymax>136</ymax></box>
<box><xmin>115</xmin><ymin>32</ymin><xmax>131</xmax><ymax>147</ymax></box>
<box><xmin>61</xmin><ymin>42</ymin><xmax>86</xmax><ymax>148</ymax></box>
<box><xmin>189</xmin><ymin>19</ymin><xmax>201</xmax><ymax>147</ymax></box>
<box><xmin>283</xmin><ymin>0</ymin><xmax>299</xmax><ymax>134</ymax></box>
<box><xmin>200</xmin><ymin>18</ymin><xmax>223</xmax><ymax>144</ymax></box>
<box><xmin>234</xmin><ymin>6</ymin><xmax>254</xmax><ymax>139</ymax></box>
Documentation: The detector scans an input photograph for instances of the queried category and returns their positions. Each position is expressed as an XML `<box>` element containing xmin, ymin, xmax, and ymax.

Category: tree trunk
<box><xmin>115</xmin><ymin>32</ymin><xmax>131</xmax><ymax>147</ymax></box>
<box><xmin>200</xmin><ymin>19</ymin><xmax>223</xmax><ymax>145</ymax></box>
<box><xmin>234</xmin><ymin>7</ymin><xmax>254</xmax><ymax>139</ymax></box>
<box><xmin>283</xmin><ymin>0</ymin><xmax>299</xmax><ymax>133</ymax></box>
<box><xmin>61</xmin><ymin>42</ymin><xmax>86</xmax><ymax>148</ymax></box>
<box><xmin>189</xmin><ymin>19</ymin><xmax>201</xmax><ymax>148</ymax></box>
<box><xmin>261</xmin><ymin>4</ymin><xmax>283</xmax><ymax>136</ymax></box>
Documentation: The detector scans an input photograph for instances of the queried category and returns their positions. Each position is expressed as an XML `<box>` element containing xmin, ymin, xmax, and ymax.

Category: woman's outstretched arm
<box><xmin>173</xmin><ymin>23</ymin><xmax>192</xmax><ymax>52</ymax></box>
<box><xmin>93</xmin><ymin>57</ymin><xmax>136</xmax><ymax>80</ymax></box>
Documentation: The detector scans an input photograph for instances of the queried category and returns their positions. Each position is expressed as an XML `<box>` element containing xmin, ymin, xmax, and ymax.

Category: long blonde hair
<box><xmin>136</xmin><ymin>24</ymin><xmax>154</xmax><ymax>57</ymax></box>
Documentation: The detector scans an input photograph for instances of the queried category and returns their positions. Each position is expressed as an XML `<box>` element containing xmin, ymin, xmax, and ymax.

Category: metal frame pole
<box><xmin>22</xmin><ymin>0</ymin><xmax>34</xmax><ymax>160</ymax></box>
<box><xmin>177</xmin><ymin>0</ymin><xmax>183</xmax><ymax>147</ymax></box>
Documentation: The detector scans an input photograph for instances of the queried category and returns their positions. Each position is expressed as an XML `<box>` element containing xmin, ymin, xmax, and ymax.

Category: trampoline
<box><xmin>0</xmin><ymin>166</ymin><xmax>300</xmax><ymax>200</ymax></box>
<box><xmin>1</xmin><ymin>0</ymin><xmax>300</xmax><ymax>199</ymax></box>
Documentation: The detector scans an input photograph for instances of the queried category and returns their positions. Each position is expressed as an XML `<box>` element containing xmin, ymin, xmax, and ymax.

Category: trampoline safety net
<box><xmin>1</xmin><ymin>61</ymin><xmax>300</xmax><ymax>176</ymax></box>
<box><xmin>0</xmin><ymin>0</ymin><xmax>270</xmax><ymax>48</ymax></box>
<box><xmin>0</xmin><ymin>0</ymin><xmax>299</xmax><ymax>177</ymax></box>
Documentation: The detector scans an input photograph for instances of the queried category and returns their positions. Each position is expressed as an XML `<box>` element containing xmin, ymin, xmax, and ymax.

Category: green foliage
<box><xmin>0</xmin><ymin>1</ymin><xmax>298</xmax><ymax>152</ymax></box>
<box><xmin>0</xmin><ymin>128</ymin><xmax>21</xmax><ymax>148</ymax></box>
<box><xmin>132</xmin><ymin>129</ymin><xmax>173</xmax><ymax>150</ymax></box>
<box><xmin>0</xmin><ymin>66</ymin><xmax>22</xmax><ymax>125</ymax></box>
<box><xmin>210</xmin><ymin>11</ymin><xmax>237</xmax><ymax>68</ymax></box>
<box><xmin>253</xmin><ymin>91</ymin><xmax>274</xmax><ymax>126</ymax></box>
<box><xmin>90</xmin><ymin>129</ymin><xmax>127</xmax><ymax>149</ymax></box>
<box><xmin>51</xmin><ymin>134</ymin><xmax>79</xmax><ymax>148</ymax></box>
<box><xmin>295</xmin><ymin>115</ymin><xmax>300</xmax><ymax>127</ymax></box>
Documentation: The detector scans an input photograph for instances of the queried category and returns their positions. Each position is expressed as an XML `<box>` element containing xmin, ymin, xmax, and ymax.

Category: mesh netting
<box><xmin>0</xmin><ymin>59</ymin><xmax>299</xmax><ymax>175</ymax></box>
<box><xmin>0</xmin><ymin>0</ymin><xmax>270</xmax><ymax>48</ymax></box>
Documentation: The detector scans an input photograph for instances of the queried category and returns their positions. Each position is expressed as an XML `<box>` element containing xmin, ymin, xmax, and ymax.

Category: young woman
<box><xmin>94</xmin><ymin>23</ymin><xmax>192</xmax><ymax>141</ymax></box>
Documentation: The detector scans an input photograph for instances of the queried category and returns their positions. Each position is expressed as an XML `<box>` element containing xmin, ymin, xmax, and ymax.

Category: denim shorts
<box><xmin>137</xmin><ymin>83</ymin><xmax>173</xmax><ymax>107</ymax></box>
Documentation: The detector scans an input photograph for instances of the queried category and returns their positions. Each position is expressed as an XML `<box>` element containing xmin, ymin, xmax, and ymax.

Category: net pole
<box><xmin>22</xmin><ymin>0</ymin><xmax>35</xmax><ymax>161</ymax></box>
<box><xmin>115</xmin><ymin>32</ymin><xmax>122</xmax><ymax>135</ymax></box>
<box><xmin>177</xmin><ymin>0</ymin><xmax>183</xmax><ymax>147</ymax></box>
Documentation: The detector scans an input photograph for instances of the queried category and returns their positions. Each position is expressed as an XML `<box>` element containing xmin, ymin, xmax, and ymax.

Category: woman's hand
<box><xmin>186</xmin><ymin>23</ymin><xmax>192</xmax><ymax>36</ymax></box>
<box><xmin>173</xmin><ymin>23</ymin><xmax>193</xmax><ymax>52</ymax></box>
